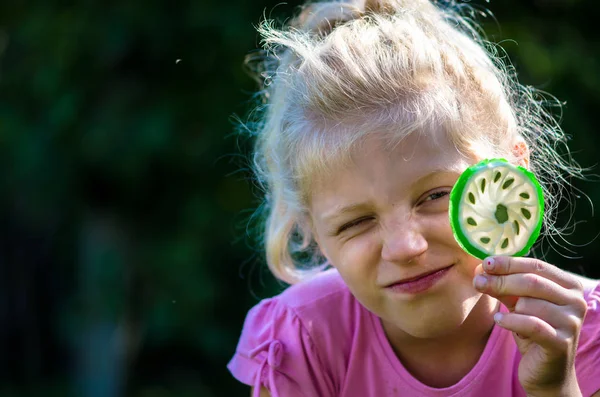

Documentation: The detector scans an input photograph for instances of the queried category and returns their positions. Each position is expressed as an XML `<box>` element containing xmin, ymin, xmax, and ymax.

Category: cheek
<box><xmin>332</xmin><ymin>236</ymin><xmax>384</xmax><ymax>309</ymax></box>
<box><xmin>333</xmin><ymin>234</ymin><xmax>381</xmax><ymax>279</ymax></box>
<box><xmin>458</xmin><ymin>255</ymin><xmax>481</xmax><ymax>280</ymax></box>
<box><xmin>423</xmin><ymin>211</ymin><xmax>455</xmax><ymax>244</ymax></box>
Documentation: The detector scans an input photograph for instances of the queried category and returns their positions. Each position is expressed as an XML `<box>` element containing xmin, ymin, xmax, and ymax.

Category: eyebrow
<box><xmin>321</xmin><ymin>203</ymin><xmax>372</xmax><ymax>223</ymax></box>
<box><xmin>320</xmin><ymin>168</ymin><xmax>461</xmax><ymax>224</ymax></box>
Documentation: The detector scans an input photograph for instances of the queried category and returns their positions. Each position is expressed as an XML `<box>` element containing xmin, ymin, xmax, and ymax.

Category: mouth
<box><xmin>386</xmin><ymin>264</ymin><xmax>455</xmax><ymax>287</ymax></box>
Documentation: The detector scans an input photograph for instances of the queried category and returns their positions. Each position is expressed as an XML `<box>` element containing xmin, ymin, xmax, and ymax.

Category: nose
<box><xmin>381</xmin><ymin>220</ymin><xmax>428</xmax><ymax>264</ymax></box>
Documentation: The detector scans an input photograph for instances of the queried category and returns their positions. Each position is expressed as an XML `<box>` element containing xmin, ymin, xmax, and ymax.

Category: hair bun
<box><xmin>291</xmin><ymin>2</ymin><xmax>363</xmax><ymax>35</ymax></box>
<box><xmin>364</xmin><ymin>0</ymin><xmax>399</xmax><ymax>15</ymax></box>
<box><xmin>291</xmin><ymin>0</ymin><xmax>439</xmax><ymax>36</ymax></box>
<box><xmin>364</xmin><ymin>0</ymin><xmax>440</xmax><ymax>16</ymax></box>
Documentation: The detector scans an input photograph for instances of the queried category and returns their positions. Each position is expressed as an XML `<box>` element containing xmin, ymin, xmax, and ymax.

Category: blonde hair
<box><xmin>239</xmin><ymin>0</ymin><xmax>585</xmax><ymax>284</ymax></box>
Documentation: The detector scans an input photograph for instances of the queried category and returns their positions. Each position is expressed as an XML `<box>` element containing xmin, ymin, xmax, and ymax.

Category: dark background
<box><xmin>0</xmin><ymin>0</ymin><xmax>598</xmax><ymax>396</ymax></box>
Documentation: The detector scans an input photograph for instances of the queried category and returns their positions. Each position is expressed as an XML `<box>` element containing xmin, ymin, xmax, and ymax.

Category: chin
<box><xmin>386</xmin><ymin>291</ymin><xmax>482</xmax><ymax>339</ymax></box>
<box><xmin>399</xmin><ymin>312</ymin><xmax>466</xmax><ymax>339</ymax></box>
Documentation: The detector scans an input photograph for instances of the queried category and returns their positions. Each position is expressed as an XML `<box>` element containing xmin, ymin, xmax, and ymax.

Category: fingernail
<box><xmin>485</xmin><ymin>257</ymin><xmax>495</xmax><ymax>271</ymax></box>
<box><xmin>474</xmin><ymin>275</ymin><xmax>488</xmax><ymax>289</ymax></box>
<box><xmin>493</xmin><ymin>312</ymin><xmax>503</xmax><ymax>323</ymax></box>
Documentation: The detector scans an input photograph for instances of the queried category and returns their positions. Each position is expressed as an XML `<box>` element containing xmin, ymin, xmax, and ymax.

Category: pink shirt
<box><xmin>228</xmin><ymin>269</ymin><xmax>600</xmax><ymax>397</ymax></box>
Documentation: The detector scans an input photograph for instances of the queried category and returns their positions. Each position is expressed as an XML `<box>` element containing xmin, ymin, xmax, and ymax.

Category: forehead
<box><xmin>309</xmin><ymin>128</ymin><xmax>473</xmax><ymax>210</ymax></box>
<box><xmin>358</xmin><ymin>128</ymin><xmax>460</xmax><ymax>168</ymax></box>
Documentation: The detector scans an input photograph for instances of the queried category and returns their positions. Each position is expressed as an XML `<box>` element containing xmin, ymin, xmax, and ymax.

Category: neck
<box><xmin>382</xmin><ymin>295</ymin><xmax>499</xmax><ymax>388</ymax></box>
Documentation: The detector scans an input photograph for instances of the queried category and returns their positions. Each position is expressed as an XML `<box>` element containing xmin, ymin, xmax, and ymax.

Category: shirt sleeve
<box><xmin>575</xmin><ymin>280</ymin><xmax>600</xmax><ymax>397</ymax></box>
<box><xmin>227</xmin><ymin>297</ymin><xmax>336</xmax><ymax>397</ymax></box>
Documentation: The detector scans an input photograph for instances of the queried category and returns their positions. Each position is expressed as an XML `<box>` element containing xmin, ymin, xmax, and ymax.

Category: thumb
<box><xmin>473</xmin><ymin>263</ymin><xmax>519</xmax><ymax>312</ymax></box>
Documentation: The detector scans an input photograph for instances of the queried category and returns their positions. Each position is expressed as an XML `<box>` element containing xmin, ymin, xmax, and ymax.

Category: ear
<box><xmin>512</xmin><ymin>137</ymin><xmax>530</xmax><ymax>169</ymax></box>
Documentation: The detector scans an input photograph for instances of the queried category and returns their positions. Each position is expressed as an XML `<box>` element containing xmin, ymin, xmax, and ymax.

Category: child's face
<box><xmin>309</xmin><ymin>129</ymin><xmax>488</xmax><ymax>338</ymax></box>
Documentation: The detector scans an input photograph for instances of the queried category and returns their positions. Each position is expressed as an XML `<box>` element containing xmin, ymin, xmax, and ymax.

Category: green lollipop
<box><xmin>449</xmin><ymin>158</ymin><xmax>544</xmax><ymax>260</ymax></box>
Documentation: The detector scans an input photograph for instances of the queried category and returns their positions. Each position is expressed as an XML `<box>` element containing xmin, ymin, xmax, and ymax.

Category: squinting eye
<box><xmin>337</xmin><ymin>217</ymin><xmax>373</xmax><ymax>234</ymax></box>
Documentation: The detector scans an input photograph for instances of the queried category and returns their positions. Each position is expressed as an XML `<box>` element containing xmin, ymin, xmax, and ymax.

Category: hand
<box><xmin>473</xmin><ymin>256</ymin><xmax>587</xmax><ymax>396</ymax></box>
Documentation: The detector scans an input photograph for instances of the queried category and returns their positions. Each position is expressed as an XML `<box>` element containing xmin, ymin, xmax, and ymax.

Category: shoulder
<box><xmin>228</xmin><ymin>269</ymin><xmax>365</xmax><ymax>395</ymax></box>
<box><xmin>234</xmin><ymin>268</ymin><xmax>356</xmax><ymax>351</ymax></box>
<box><xmin>250</xmin><ymin>268</ymin><xmax>364</xmax><ymax>352</ymax></box>
<box><xmin>574</xmin><ymin>273</ymin><xmax>600</xmax><ymax>329</ymax></box>
<box><xmin>277</xmin><ymin>268</ymin><xmax>365</xmax><ymax>353</ymax></box>
<box><xmin>579</xmin><ymin>275</ymin><xmax>600</xmax><ymax>337</ymax></box>
<box><xmin>240</xmin><ymin>268</ymin><xmax>356</xmax><ymax>324</ymax></box>
<box><xmin>574</xmin><ymin>276</ymin><xmax>600</xmax><ymax>397</ymax></box>
<box><xmin>575</xmin><ymin>274</ymin><xmax>599</xmax><ymax>345</ymax></box>
<box><xmin>574</xmin><ymin>273</ymin><xmax>599</xmax><ymax>297</ymax></box>
<box><xmin>278</xmin><ymin>268</ymin><xmax>357</xmax><ymax>318</ymax></box>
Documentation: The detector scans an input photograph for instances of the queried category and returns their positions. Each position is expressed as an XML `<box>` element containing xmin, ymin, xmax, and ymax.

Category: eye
<box><xmin>421</xmin><ymin>190</ymin><xmax>450</xmax><ymax>203</ymax></box>
<box><xmin>337</xmin><ymin>217</ymin><xmax>374</xmax><ymax>234</ymax></box>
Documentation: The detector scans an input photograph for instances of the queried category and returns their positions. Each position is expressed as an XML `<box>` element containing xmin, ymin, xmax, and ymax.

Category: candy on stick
<box><xmin>449</xmin><ymin>158</ymin><xmax>544</xmax><ymax>259</ymax></box>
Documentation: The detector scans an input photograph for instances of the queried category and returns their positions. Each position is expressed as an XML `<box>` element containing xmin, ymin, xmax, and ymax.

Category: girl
<box><xmin>227</xmin><ymin>0</ymin><xmax>600</xmax><ymax>396</ymax></box>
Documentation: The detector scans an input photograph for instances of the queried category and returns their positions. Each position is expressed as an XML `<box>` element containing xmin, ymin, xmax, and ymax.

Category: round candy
<box><xmin>449</xmin><ymin>158</ymin><xmax>544</xmax><ymax>259</ymax></box>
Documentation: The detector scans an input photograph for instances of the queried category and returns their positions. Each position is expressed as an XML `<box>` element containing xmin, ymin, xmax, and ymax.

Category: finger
<box><xmin>514</xmin><ymin>297</ymin><xmax>586</xmax><ymax>332</ymax></box>
<box><xmin>482</xmin><ymin>256</ymin><xmax>583</xmax><ymax>292</ymax></box>
<box><xmin>473</xmin><ymin>272</ymin><xmax>576</xmax><ymax>306</ymax></box>
<box><xmin>493</xmin><ymin>311</ymin><xmax>562</xmax><ymax>350</ymax></box>
<box><xmin>473</xmin><ymin>264</ymin><xmax>519</xmax><ymax>308</ymax></box>
<box><xmin>474</xmin><ymin>263</ymin><xmax>484</xmax><ymax>277</ymax></box>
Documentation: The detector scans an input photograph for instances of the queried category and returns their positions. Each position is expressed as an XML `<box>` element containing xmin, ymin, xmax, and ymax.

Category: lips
<box><xmin>386</xmin><ymin>265</ymin><xmax>454</xmax><ymax>287</ymax></box>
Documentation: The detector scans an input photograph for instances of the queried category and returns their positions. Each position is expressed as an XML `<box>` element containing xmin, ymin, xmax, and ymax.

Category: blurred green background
<box><xmin>0</xmin><ymin>0</ymin><xmax>598</xmax><ymax>396</ymax></box>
